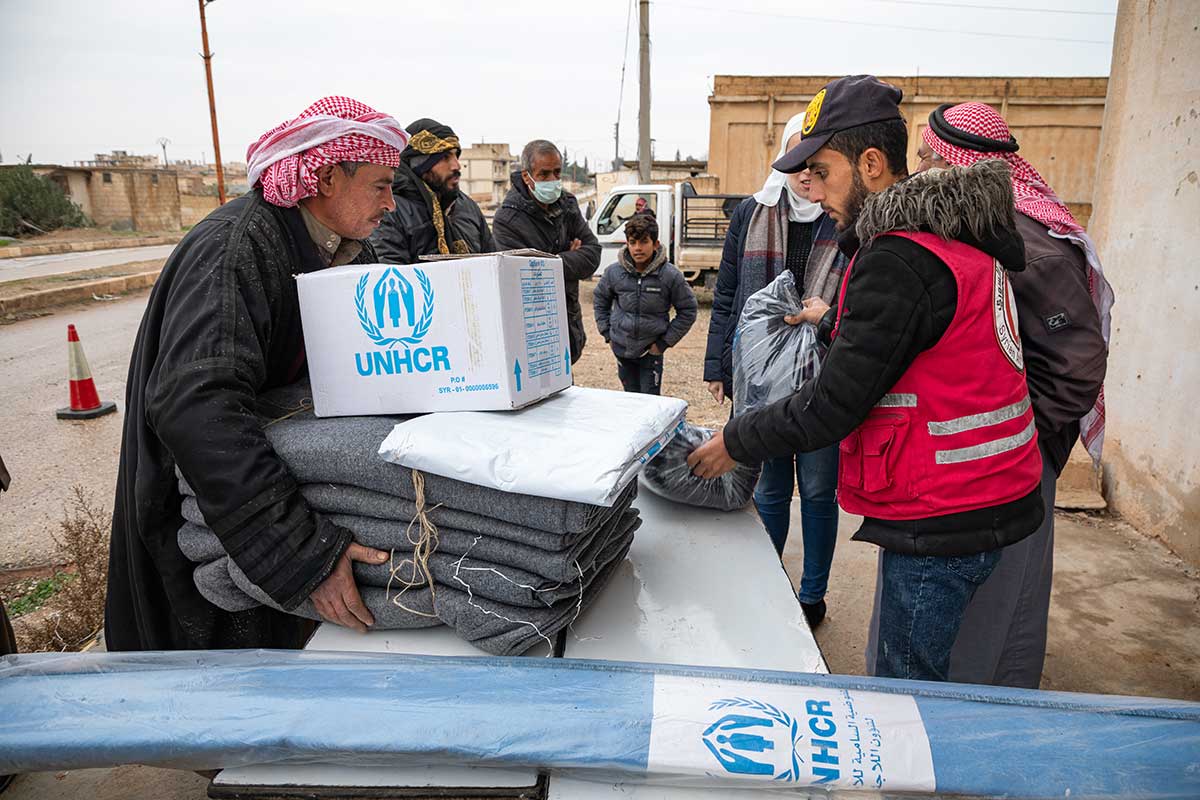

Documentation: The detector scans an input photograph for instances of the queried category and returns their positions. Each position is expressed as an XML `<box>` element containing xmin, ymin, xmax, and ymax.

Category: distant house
<box><xmin>33</xmin><ymin>162</ymin><xmax>182</xmax><ymax>232</ymax></box>
<box><xmin>11</xmin><ymin>150</ymin><xmax>242</xmax><ymax>231</ymax></box>
<box><xmin>460</xmin><ymin>143</ymin><xmax>517</xmax><ymax>209</ymax></box>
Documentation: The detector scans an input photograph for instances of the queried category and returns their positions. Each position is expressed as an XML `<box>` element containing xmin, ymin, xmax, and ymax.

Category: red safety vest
<box><xmin>833</xmin><ymin>231</ymin><xmax>1042</xmax><ymax>520</ymax></box>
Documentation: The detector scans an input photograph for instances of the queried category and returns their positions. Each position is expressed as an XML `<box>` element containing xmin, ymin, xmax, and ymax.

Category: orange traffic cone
<box><xmin>56</xmin><ymin>324</ymin><xmax>117</xmax><ymax>420</ymax></box>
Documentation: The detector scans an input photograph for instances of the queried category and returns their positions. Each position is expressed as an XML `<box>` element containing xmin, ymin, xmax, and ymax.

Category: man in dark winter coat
<box><xmin>493</xmin><ymin>139</ymin><xmax>601</xmax><ymax>363</ymax></box>
<box><xmin>917</xmin><ymin>102</ymin><xmax>1110</xmax><ymax>688</ymax></box>
<box><xmin>370</xmin><ymin>118</ymin><xmax>495</xmax><ymax>264</ymax></box>
<box><xmin>105</xmin><ymin>97</ymin><xmax>405</xmax><ymax>652</ymax></box>
<box><xmin>690</xmin><ymin>76</ymin><xmax>1045</xmax><ymax>682</ymax></box>
<box><xmin>594</xmin><ymin>212</ymin><xmax>698</xmax><ymax>394</ymax></box>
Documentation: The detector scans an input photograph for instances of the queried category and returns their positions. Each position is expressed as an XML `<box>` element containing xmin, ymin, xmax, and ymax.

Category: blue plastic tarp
<box><xmin>1</xmin><ymin>650</ymin><xmax>1198</xmax><ymax>797</ymax></box>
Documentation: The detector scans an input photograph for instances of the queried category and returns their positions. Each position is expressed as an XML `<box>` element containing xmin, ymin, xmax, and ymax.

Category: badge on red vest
<box><xmin>992</xmin><ymin>259</ymin><xmax>1024</xmax><ymax>372</ymax></box>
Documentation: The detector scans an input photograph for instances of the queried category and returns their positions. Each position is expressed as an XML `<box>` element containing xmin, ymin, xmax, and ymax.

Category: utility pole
<box><xmin>198</xmin><ymin>0</ymin><xmax>226</xmax><ymax>204</ymax></box>
<box><xmin>613</xmin><ymin>121</ymin><xmax>621</xmax><ymax>171</ymax></box>
<box><xmin>157</xmin><ymin>137</ymin><xmax>170</xmax><ymax>167</ymax></box>
<box><xmin>637</xmin><ymin>0</ymin><xmax>651</xmax><ymax>183</ymax></box>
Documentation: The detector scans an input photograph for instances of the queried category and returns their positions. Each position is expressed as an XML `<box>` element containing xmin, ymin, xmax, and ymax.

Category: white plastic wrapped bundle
<box><xmin>639</xmin><ymin>423</ymin><xmax>760</xmax><ymax>511</ymax></box>
<box><xmin>732</xmin><ymin>271</ymin><xmax>824</xmax><ymax>416</ymax></box>
<box><xmin>379</xmin><ymin>386</ymin><xmax>687</xmax><ymax>507</ymax></box>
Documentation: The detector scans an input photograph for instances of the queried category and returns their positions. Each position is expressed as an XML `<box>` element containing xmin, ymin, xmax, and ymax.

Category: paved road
<box><xmin>0</xmin><ymin>293</ymin><xmax>148</xmax><ymax>568</ymax></box>
<box><xmin>0</xmin><ymin>244</ymin><xmax>175</xmax><ymax>282</ymax></box>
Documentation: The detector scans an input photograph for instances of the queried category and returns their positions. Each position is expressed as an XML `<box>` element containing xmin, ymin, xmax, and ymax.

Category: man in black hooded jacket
<box><xmin>370</xmin><ymin>118</ymin><xmax>494</xmax><ymax>264</ymax></box>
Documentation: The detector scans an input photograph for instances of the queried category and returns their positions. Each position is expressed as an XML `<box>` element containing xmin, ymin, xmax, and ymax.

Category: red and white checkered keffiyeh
<box><xmin>925</xmin><ymin>102</ymin><xmax>1114</xmax><ymax>463</ymax></box>
<box><xmin>246</xmin><ymin>96</ymin><xmax>409</xmax><ymax>208</ymax></box>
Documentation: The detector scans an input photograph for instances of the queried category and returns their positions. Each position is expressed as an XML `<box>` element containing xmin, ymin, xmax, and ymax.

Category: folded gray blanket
<box><xmin>243</xmin><ymin>406</ymin><xmax>617</xmax><ymax>533</ymax></box>
<box><xmin>191</xmin><ymin>559</ymin><xmax>259</xmax><ymax>613</ymax></box>
<box><xmin>179</xmin><ymin>480</ymin><xmax>637</xmax><ymax>554</ymax></box>
<box><xmin>352</xmin><ymin>513</ymin><xmax>640</xmax><ymax>608</ymax></box>
<box><xmin>438</xmin><ymin>538</ymin><xmax>632</xmax><ymax>656</ymax></box>
<box><xmin>223</xmin><ymin>558</ymin><xmax>441</xmax><ymax>631</ymax></box>
<box><xmin>184</xmin><ymin>508</ymin><xmax>639</xmax><ymax>609</ymax></box>
<box><xmin>197</xmin><ymin>538</ymin><xmax>631</xmax><ymax>655</ymax></box>
<box><xmin>179</xmin><ymin>499</ymin><xmax>636</xmax><ymax>584</ymax></box>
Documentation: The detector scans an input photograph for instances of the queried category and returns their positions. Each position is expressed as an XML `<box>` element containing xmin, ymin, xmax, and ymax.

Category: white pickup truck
<box><xmin>588</xmin><ymin>182</ymin><xmax>748</xmax><ymax>289</ymax></box>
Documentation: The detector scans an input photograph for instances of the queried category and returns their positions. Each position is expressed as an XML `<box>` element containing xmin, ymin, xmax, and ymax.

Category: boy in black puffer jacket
<box><xmin>593</xmin><ymin>213</ymin><xmax>697</xmax><ymax>395</ymax></box>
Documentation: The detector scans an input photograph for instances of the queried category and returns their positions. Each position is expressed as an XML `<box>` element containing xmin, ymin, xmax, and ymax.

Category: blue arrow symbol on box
<box><xmin>514</xmin><ymin>359</ymin><xmax>523</xmax><ymax>392</ymax></box>
<box><xmin>565</xmin><ymin>346</ymin><xmax>571</xmax><ymax>375</ymax></box>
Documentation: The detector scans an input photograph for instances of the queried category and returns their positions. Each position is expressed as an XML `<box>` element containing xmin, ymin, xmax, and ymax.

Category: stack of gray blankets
<box><xmin>181</xmin><ymin>385</ymin><xmax>640</xmax><ymax>657</ymax></box>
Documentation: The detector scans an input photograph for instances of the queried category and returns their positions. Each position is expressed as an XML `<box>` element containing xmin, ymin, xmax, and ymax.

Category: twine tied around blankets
<box><xmin>263</xmin><ymin>397</ymin><xmax>314</xmax><ymax>427</ymax></box>
<box><xmin>385</xmin><ymin>469</ymin><xmax>441</xmax><ymax>617</ymax></box>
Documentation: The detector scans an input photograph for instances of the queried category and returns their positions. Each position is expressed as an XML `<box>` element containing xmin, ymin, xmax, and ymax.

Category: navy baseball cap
<box><xmin>773</xmin><ymin>75</ymin><xmax>905</xmax><ymax>173</ymax></box>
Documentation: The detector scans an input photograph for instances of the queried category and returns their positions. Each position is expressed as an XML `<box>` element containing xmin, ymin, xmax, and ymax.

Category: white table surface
<box><xmin>547</xmin><ymin>488</ymin><xmax>826</xmax><ymax>799</ymax></box>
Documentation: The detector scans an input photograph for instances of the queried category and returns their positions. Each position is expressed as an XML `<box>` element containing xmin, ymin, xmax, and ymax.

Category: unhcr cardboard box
<box><xmin>296</xmin><ymin>251</ymin><xmax>572</xmax><ymax>416</ymax></box>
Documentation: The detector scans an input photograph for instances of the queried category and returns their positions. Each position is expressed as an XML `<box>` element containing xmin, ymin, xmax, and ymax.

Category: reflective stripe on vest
<box><xmin>935</xmin><ymin>417</ymin><xmax>1037</xmax><ymax>465</ymax></box>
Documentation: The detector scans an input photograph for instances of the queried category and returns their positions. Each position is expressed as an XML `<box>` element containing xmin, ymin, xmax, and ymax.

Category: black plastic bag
<box><xmin>732</xmin><ymin>271</ymin><xmax>823</xmax><ymax>416</ymax></box>
<box><xmin>640</xmin><ymin>423</ymin><xmax>760</xmax><ymax>512</ymax></box>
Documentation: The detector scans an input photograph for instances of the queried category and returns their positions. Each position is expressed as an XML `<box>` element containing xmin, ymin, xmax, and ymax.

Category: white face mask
<box><xmin>785</xmin><ymin>182</ymin><xmax>823</xmax><ymax>223</ymax></box>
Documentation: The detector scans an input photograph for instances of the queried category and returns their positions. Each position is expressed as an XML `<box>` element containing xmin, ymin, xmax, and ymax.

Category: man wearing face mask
<box><xmin>493</xmin><ymin>139</ymin><xmax>601</xmax><ymax>363</ymax></box>
<box><xmin>371</xmin><ymin>118</ymin><xmax>495</xmax><ymax>264</ymax></box>
<box><xmin>703</xmin><ymin>110</ymin><xmax>848</xmax><ymax>628</ymax></box>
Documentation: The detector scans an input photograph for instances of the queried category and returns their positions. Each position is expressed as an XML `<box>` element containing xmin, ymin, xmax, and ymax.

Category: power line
<box><xmin>614</xmin><ymin>0</ymin><xmax>635</xmax><ymax>167</ymax></box>
<box><xmin>655</xmin><ymin>0</ymin><xmax>1112</xmax><ymax>44</ymax></box>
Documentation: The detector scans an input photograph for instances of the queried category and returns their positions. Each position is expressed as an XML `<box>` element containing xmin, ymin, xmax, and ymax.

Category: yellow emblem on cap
<box><xmin>802</xmin><ymin>89</ymin><xmax>826</xmax><ymax>137</ymax></box>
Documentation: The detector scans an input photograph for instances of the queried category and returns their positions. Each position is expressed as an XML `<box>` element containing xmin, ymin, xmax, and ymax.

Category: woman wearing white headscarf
<box><xmin>702</xmin><ymin>111</ymin><xmax>848</xmax><ymax>628</ymax></box>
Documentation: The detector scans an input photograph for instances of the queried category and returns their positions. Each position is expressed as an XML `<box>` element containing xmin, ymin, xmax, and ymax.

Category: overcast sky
<box><xmin>1</xmin><ymin>0</ymin><xmax>1118</xmax><ymax>170</ymax></box>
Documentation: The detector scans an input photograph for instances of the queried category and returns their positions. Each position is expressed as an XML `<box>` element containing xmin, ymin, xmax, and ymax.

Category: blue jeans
<box><xmin>752</xmin><ymin>444</ymin><xmax>839</xmax><ymax>604</ymax></box>
<box><xmin>616</xmin><ymin>354</ymin><xmax>663</xmax><ymax>395</ymax></box>
<box><xmin>875</xmin><ymin>549</ymin><xmax>1002</xmax><ymax>681</ymax></box>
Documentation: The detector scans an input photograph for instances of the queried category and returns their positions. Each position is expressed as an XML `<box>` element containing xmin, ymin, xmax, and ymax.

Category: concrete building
<box><xmin>32</xmin><ymin>163</ymin><xmax>182</xmax><ymax>231</ymax></box>
<box><xmin>461</xmin><ymin>143</ymin><xmax>516</xmax><ymax>208</ymax></box>
<box><xmin>15</xmin><ymin>150</ymin><xmax>239</xmax><ymax>231</ymax></box>
<box><xmin>1088</xmin><ymin>0</ymin><xmax>1200</xmax><ymax>565</ymax></box>
<box><xmin>708</xmin><ymin>75</ymin><xmax>1107</xmax><ymax>226</ymax></box>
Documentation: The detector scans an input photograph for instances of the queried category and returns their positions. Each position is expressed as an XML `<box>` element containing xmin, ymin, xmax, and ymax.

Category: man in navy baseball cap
<box><xmin>773</xmin><ymin>75</ymin><xmax>908</xmax><ymax>231</ymax></box>
<box><xmin>690</xmin><ymin>75</ymin><xmax>1045</xmax><ymax>685</ymax></box>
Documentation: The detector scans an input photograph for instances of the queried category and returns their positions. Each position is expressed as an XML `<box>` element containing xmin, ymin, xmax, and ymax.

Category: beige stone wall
<box><xmin>84</xmin><ymin>169</ymin><xmax>181</xmax><ymax>231</ymax></box>
<box><xmin>180</xmin><ymin>194</ymin><xmax>219</xmax><ymax>227</ymax></box>
<box><xmin>1089</xmin><ymin>0</ymin><xmax>1200</xmax><ymax>565</ymax></box>
<box><xmin>127</xmin><ymin>171</ymin><xmax>181</xmax><ymax>231</ymax></box>
<box><xmin>708</xmin><ymin>75</ymin><xmax>1107</xmax><ymax>225</ymax></box>
<box><xmin>86</xmin><ymin>171</ymin><xmax>135</xmax><ymax>229</ymax></box>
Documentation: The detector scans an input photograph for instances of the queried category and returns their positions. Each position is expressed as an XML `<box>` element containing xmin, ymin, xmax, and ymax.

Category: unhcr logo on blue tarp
<box><xmin>353</xmin><ymin>267</ymin><xmax>451</xmax><ymax>376</ymax></box>
<box><xmin>703</xmin><ymin>697</ymin><xmax>842</xmax><ymax>784</ymax></box>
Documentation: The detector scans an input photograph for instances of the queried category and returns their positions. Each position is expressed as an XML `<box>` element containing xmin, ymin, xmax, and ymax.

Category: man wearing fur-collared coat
<box><xmin>688</xmin><ymin>75</ymin><xmax>1045</xmax><ymax>683</ymax></box>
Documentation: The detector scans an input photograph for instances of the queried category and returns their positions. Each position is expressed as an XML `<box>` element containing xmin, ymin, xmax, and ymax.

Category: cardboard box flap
<box><xmin>418</xmin><ymin>248</ymin><xmax>556</xmax><ymax>261</ymax></box>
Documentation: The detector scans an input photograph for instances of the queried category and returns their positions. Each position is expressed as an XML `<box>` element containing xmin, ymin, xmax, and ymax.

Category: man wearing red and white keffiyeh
<box><xmin>108</xmin><ymin>96</ymin><xmax>412</xmax><ymax>654</ymax></box>
<box><xmin>918</xmin><ymin>102</ymin><xmax>1112</xmax><ymax>466</ymax></box>
<box><xmin>917</xmin><ymin>102</ymin><xmax>1111</xmax><ymax>689</ymax></box>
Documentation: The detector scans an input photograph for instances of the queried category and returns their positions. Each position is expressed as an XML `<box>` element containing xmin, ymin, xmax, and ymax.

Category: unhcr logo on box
<box><xmin>353</xmin><ymin>267</ymin><xmax>451</xmax><ymax>375</ymax></box>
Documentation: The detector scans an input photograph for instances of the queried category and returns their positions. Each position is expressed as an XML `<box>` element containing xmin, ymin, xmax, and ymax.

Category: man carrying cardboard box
<box><xmin>106</xmin><ymin>96</ymin><xmax>407</xmax><ymax>652</ymax></box>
